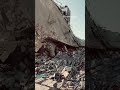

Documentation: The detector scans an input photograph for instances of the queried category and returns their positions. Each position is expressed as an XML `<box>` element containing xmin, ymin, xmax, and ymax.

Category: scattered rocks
<box><xmin>35</xmin><ymin>47</ymin><xmax>85</xmax><ymax>90</ymax></box>
<box><xmin>86</xmin><ymin>49</ymin><xmax>120</xmax><ymax>90</ymax></box>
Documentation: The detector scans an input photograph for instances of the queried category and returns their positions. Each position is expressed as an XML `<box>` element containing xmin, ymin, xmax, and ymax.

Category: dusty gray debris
<box><xmin>35</xmin><ymin>47</ymin><xmax>85</xmax><ymax>90</ymax></box>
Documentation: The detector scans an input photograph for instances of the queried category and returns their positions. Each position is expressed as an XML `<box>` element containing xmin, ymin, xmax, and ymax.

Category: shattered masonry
<box><xmin>35</xmin><ymin>0</ymin><xmax>85</xmax><ymax>90</ymax></box>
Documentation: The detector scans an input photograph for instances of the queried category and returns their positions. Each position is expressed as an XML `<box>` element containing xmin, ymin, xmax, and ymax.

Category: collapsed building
<box><xmin>35</xmin><ymin>0</ymin><xmax>85</xmax><ymax>90</ymax></box>
<box><xmin>0</xmin><ymin>0</ymin><xmax>35</xmax><ymax>89</ymax></box>
<box><xmin>35</xmin><ymin>0</ymin><xmax>84</xmax><ymax>57</ymax></box>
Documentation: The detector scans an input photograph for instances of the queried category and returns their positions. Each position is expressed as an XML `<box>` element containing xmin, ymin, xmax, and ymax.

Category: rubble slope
<box><xmin>35</xmin><ymin>0</ymin><xmax>80</xmax><ymax>52</ymax></box>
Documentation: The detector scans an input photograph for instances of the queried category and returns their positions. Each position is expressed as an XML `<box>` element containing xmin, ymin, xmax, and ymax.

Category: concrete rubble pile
<box><xmin>35</xmin><ymin>47</ymin><xmax>85</xmax><ymax>90</ymax></box>
<box><xmin>86</xmin><ymin>7</ymin><xmax>120</xmax><ymax>89</ymax></box>
<box><xmin>86</xmin><ymin>50</ymin><xmax>120</xmax><ymax>90</ymax></box>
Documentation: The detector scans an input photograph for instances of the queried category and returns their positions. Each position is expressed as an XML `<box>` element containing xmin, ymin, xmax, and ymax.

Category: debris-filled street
<box><xmin>35</xmin><ymin>47</ymin><xmax>85</xmax><ymax>90</ymax></box>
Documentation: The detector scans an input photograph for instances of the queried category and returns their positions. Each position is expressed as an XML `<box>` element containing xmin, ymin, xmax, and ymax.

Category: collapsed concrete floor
<box><xmin>35</xmin><ymin>44</ymin><xmax>85</xmax><ymax>90</ymax></box>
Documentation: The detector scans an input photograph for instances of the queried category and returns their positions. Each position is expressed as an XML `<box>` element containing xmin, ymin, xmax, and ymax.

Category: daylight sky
<box><xmin>54</xmin><ymin>0</ymin><xmax>85</xmax><ymax>39</ymax></box>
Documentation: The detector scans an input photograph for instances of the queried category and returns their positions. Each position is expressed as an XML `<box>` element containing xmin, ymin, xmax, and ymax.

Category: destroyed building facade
<box><xmin>35</xmin><ymin>0</ymin><xmax>85</xmax><ymax>90</ymax></box>
<box><xmin>35</xmin><ymin>0</ymin><xmax>82</xmax><ymax>55</ymax></box>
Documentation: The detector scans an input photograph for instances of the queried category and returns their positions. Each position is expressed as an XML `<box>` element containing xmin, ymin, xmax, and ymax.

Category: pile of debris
<box><xmin>0</xmin><ymin>58</ymin><xmax>34</xmax><ymax>90</ymax></box>
<box><xmin>35</xmin><ymin>47</ymin><xmax>85</xmax><ymax>90</ymax></box>
<box><xmin>86</xmin><ymin>49</ymin><xmax>120</xmax><ymax>90</ymax></box>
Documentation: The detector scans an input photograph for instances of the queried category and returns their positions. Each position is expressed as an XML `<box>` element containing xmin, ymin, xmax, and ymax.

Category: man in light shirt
<box><xmin>61</xmin><ymin>5</ymin><xmax>71</xmax><ymax>25</ymax></box>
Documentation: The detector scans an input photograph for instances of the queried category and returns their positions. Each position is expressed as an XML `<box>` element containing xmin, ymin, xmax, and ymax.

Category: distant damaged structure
<box><xmin>35</xmin><ymin>0</ymin><xmax>83</xmax><ymax>57</ymax></box>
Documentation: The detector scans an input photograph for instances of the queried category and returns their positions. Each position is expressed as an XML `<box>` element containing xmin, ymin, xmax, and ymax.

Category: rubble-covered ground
<box><xmin>0</xmin><ymin>47</ymin><xmax>34</xmax><ymax>90</ymax></box>
<box><xmin>35</xmin><ymin>47</ymin><xmax>85</xmax><ymax>90</ymax></box>
<box><xmin>86</xmin><ymin>49</ymin><xmax>120</xmax><ymax>90</ymax></box>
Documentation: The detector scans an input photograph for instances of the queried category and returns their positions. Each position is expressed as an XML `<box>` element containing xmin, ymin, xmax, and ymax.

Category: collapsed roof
<box><xmin>35</xmin><ymin>0</ymin><xmax>80</xmax><ymax>52</ymax></box>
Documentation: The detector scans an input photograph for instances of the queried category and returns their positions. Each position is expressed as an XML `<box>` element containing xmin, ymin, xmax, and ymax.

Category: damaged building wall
<box><xmin>35</xmin><ymin>48</ymin><xmax>85</xmax><ymax>90</ymax></box>
<box><xmin>35</xmin><ymin>0</ymin><xmax>80</xmax><ymax>52</ymax></box>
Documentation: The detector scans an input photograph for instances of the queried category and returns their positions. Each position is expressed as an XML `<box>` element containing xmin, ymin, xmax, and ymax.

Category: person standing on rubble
<box><xmin>61</xmin><ymin>5</ymin><xmax>71</xmax><ymax>25</ymax></box>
